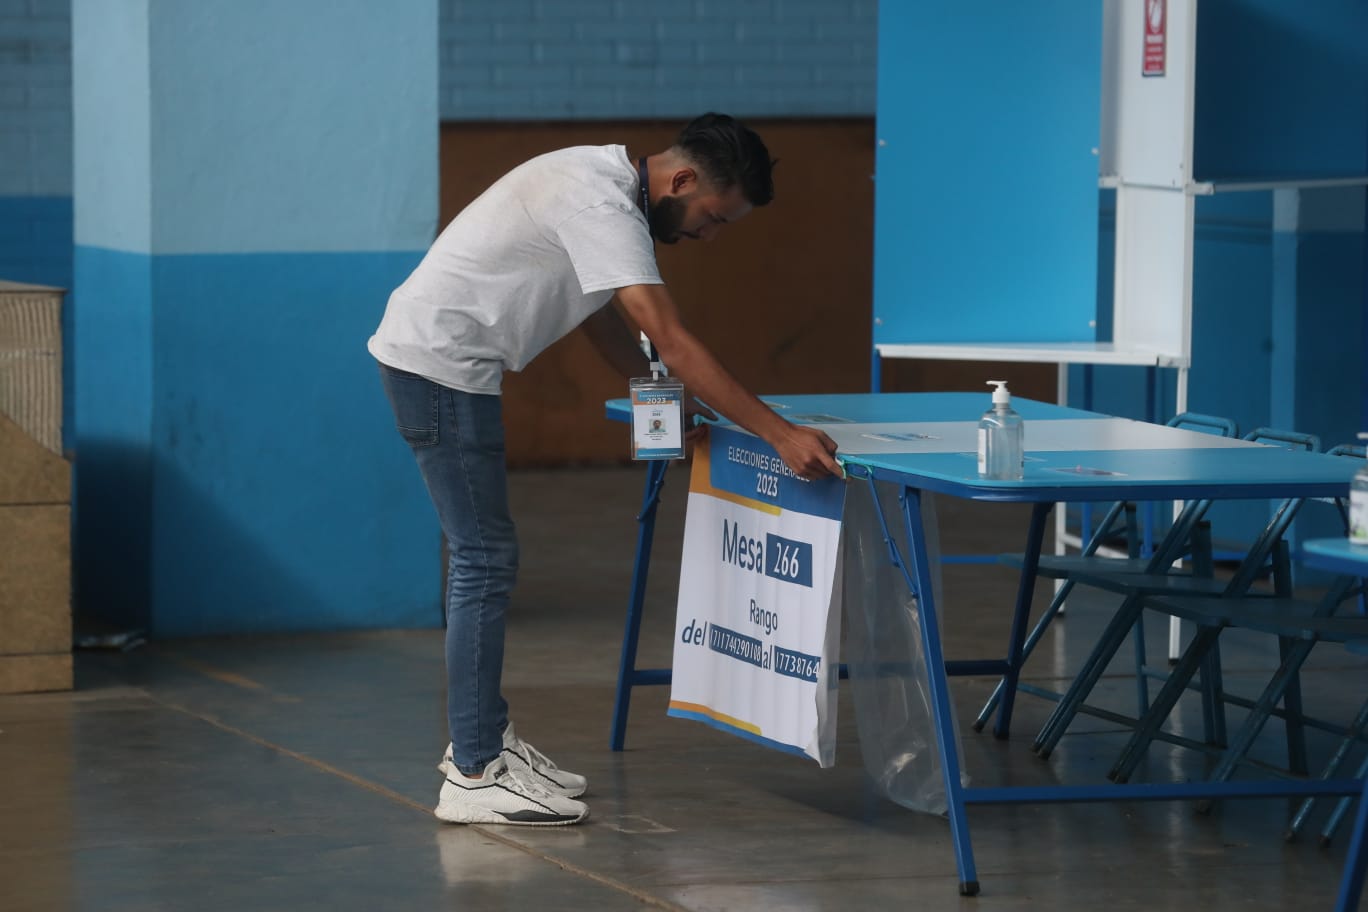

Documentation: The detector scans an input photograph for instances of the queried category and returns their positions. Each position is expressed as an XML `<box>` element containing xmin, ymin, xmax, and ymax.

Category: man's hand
<box><xmin>611</xmin><ymin>285</ymin><xmax>842</xmax><ymax>479</ymax></box>
<box><xmin>773</xmin><ymin>424</ymin><xmax>843</xmax><ymax>480</ymax></box>
<box><xmin>684</xmin><ymin>399</ymin><xmax>718</xmax><ymax>443</ymax></box>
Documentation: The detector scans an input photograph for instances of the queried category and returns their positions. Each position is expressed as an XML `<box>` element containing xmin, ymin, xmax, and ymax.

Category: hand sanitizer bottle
<box><xmin>978</xmin><ymin>380</ymin><xmax>1024</xmax><ymax>480</ymax></box>
<box><xmin>1351</xmin><ymin>432</ymin><xmax>1368</xmax><ymax>545</ymax></box>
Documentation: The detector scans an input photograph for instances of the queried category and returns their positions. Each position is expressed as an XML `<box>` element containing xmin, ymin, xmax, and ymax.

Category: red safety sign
<box><xmin>1143</xmin><ymin>0</ymin><xmax>1167</xmax><ymax>77</ymax></box>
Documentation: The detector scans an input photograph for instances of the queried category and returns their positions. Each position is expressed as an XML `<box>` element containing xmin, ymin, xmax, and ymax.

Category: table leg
<box><xmin>993</xmin><ymin>502</ymin><xmax>1053</xmax><ymax>739</ymax></box>
<box><xmin>900</xmin><ymin>487</ymin><xmax>980</xmax><ymax>895</ymax></box>
<box><xmin>610</xmin><ymin>458</ymin><xmax>670</xmax><ymax>751</ymax></box>
<box><xmin>1335</xmin><ymin>778</ymin><xmax>1368</xmax><ymax>912</ymax></box>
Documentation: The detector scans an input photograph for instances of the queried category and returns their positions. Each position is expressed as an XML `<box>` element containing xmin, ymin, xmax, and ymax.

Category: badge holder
<box><xmin>630</xmin><ymin>334</ymin><xmax>686</xmax><ymax>461</ymax></box>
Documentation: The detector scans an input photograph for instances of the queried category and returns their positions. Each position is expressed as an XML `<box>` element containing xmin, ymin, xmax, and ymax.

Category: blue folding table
<box><xmin>1301</xmin><ymin>538</ymin><xmax>1368</xmax><ymax>912</ymax></box>
<box><xmin>606</xmin><ymin>393</ymin><xmax>1361</xmax><ymax>897</ymax></box>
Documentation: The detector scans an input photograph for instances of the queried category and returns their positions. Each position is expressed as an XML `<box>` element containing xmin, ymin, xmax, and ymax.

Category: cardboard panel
<box><xmin>0</xmin><ymin>283</ymin><xmax>64</xmax><ymax>457</ymax></box>
<box><xmin>0</xmin><ymin>412</ymin><xmax>70</xmax><ymax>505</ymax></box>
<box><xmin>0</xmin><ymin>504</ymin><xmax>71</xmax><ymax>655</ymax></box>
<box><xmin>0</xmin><ymin>654</ymin><xmax>72</xmax><ymax>694</ymax></box>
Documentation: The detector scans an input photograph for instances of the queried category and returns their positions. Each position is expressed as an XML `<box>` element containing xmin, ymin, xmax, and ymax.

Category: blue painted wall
<box><xmin>3</xmin><ymin>0</ymin><xmax>74</xmax><ymax>447</ymax></box>
<box><xmin>1194</xmin><ymin>0</ymin><xmax>1368</xmax><ymax>181</ymax></box>
<box><xmin>0</xmin><ymin>198</ymin><xmax>72</xmax><ymax>288</ymax></box>
<box><xmin>70</xmin><ymin>246</ymin><xmax>154</xmax><ymax>628</ymax></box>
<box><xmin>0</xmin><ymin>0</ymin><xmax>73</xmax><ymax>276</ymax></box>
<box><xmin>71</xmin><ymin>0</ymin><xmax>440</xmax><ymax>636</ymax></box>
<box><xmin>144</xmin><ymin>252</ymin><xmax>431</xmax><ymax>635</ymax></box>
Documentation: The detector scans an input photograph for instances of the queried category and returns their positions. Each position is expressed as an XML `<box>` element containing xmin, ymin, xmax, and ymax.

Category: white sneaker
<box><xmin>437</xmin><ymin>722</ymin><xmax>588</xmax><ymax>798</ymax></box>
<box><xmin>434</xmin><ymin>755</ymin><xmax>588</xmax><ymax>827</ymax></box>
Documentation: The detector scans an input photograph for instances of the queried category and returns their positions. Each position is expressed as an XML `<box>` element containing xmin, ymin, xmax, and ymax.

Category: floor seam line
<box><xmin>149</xmin><ymin>694</ymin><xmax>689</xmax><ymax>912</ymax></box>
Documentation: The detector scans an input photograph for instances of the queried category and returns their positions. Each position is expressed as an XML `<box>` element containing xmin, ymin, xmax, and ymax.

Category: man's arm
<box><xmin>612</xmin><ymin>283</ymin><xmax>842</xmax><ymax>480</ymax></box>
<box><xmin>580</xmin><ymin>300</ymin><xmax>650</xmax><ymax>379</ymax></box>
<box><xmin>581</xmin><ymin>298</ymin><xmax>716</xmax><ymax>439</ymax></box>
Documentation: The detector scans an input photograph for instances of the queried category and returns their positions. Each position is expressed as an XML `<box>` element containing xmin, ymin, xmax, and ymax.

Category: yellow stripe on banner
<box><xmin>668</xmin><ymin>700</ymin><xmax>764</xmax><ymax>736</ymax></box>
<box><xmin>689</xmin><ymin>434</ymin><xmax>782</xmax><ymax>516</ymax></box>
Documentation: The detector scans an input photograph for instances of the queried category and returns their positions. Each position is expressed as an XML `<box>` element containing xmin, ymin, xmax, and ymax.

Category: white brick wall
<box><xmin>0</xmin><ymin>0</ymin><xmax>72</xmax><ymax>195</ymax></box>
<box><xmin>439</xmin><ymin>0</ymin><xmax>877</xmax><ymax>120</ymax></box>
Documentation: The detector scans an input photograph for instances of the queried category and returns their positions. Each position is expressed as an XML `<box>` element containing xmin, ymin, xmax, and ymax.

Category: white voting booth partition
<box><xmin>873</xmin><ymin>0</ymin><xmax>1198</xmax><ymax>655</ymax></box>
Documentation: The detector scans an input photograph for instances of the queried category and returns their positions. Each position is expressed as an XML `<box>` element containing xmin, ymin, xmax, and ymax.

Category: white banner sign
<box><xmin>670</xmin><ymin>426</ymin><xmax>846</xmax><ymax>766</ymax></box>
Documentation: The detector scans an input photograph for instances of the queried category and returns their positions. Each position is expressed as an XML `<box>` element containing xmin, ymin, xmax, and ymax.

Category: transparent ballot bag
<box><xmin>842</xmin><ymin>479</ymin><xmax>969</xmax><ymax>815</ymax></box>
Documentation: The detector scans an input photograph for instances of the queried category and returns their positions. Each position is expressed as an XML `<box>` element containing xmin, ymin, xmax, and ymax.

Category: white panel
<box><xmin>1113</xmin><ymin>185</ymin><xmax>1192</xmax><ymax>360</ymax></box>
<box><xmin>876</xmin><ymin>341</ymin><xmax>1169</xmax><ymax>366</ymax></box>
<box><xmin>1098</xmin><ymin>0</ymin><xmax>1121</xmax><ymax>179</ymax></box>
<box><xmin>72</xmin><ymin>0</ymin><xmax>152</xmax><ymax>252</ymax></box>
<box><xmin>1102</xmin><ymin>0</ymin><xmax>1197</xmax><ymax>188</ymax></box>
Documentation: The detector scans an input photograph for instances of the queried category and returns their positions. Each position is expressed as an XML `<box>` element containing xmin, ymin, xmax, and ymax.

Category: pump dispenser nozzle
<box><xmin>987</xmin><ymin>380</ymin><xmax>1011</xmax><ymax>406</ymax></box>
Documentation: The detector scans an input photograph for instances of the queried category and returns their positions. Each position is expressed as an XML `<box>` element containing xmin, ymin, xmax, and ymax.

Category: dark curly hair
<box><xmin>672</xmin><ymin>113</ymin><xmax>776</xmax><ymax>207</ymax></box>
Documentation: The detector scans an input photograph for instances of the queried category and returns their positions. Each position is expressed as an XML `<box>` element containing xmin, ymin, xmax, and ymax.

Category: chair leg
<box><xmin>1322</xmin><ymin>751</ymin><xmax>1368</xmax><ymax>849</ymax></box>
<box><xmin>1294</xmin><ymin>696</ymin><xmax>1368</xmax><ymax>841</ymax></box>
<box><xmin>1110</xmin><ymin>624</ymin><xmax>1223</xmax><ymax>783</ymax></box>
<box><xmin>1334</xmin><ymin>777</ymin><xmax>1368</xmax><ymax>912</ymax></box>
<box><xmin>1132</xmin><ymin>612</ymin><xmax>1151</xmax><ymax>717</ymax></box>
<box><xmin>1127</xmin><ymin>506</ymin><xmax>1150</xmax><ymax>717</ymax></box>
<box><xmin>1200</xmin><ymin>640</ymin><xmax>1228</xmax><ymax>747</ymax></box>
<box><xmin>1280</xmin><ymin>637</ymin><xmax>1310</xmax><ymax>776</ymax></box>
<box><xmin>1206</xmin><ymin>580</ymin><xmax>1357</xmax><ymax>793</ymax></box>
<box><xmin>1266</xmin><ymin>540</ymin><xmax>1310</xmax><ymax>775</ymax></box>
<box><xmin>1289</xmin><ymin>713</ymin><xmax>1367</xmax><ymax>841</ymax></box>
<box><xmin>975</xmin><ymin>577</ymin><xmax>1072</xmax><ymax>732</ymax></box>
<box><xmin>1207</xmin><ymin>639</ymin><xmax>1318</xmax><ymax>787</ymax></box>
<box><xmin>1034</xmin><ymin>595</ymin><xmax>1145</xmax><ymax>758</ymax></box>
<box><xmin>977</xmin><ymin>502</ymin><xmax>1134</xmax><ymax>730</ymax></box>
<box><xmin>1034</xmin><ymin>505</ymin><xmax>1209</xmax><ymax>758</ymax></box>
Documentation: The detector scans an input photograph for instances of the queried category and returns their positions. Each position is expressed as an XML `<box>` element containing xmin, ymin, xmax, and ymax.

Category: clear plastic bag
<box><xmin>843</xmin><ymin>478</ymin><xmax>969</xmax><ymax>815</ymax></box>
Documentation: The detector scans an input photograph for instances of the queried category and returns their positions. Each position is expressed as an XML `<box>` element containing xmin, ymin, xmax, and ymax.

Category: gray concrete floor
<box><xmin>3</xmin><ymin>466</ymin><xmax>1367</xmax><ymax>910</ymax></box>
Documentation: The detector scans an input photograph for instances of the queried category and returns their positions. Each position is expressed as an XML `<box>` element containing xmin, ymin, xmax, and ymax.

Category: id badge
<box><xmin>630</xmin><ymin>377</ymin><xmax>686</xmax><ymax>460</ymax></box>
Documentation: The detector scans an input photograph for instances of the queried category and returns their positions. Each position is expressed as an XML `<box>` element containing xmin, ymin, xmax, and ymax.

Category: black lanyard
<box><xmin>636</xmin><ymin>156</ymin><xmax>650</xmax><ymax>221</ymax></box>
<box><xmin>635</xmin><ymin>156</ymin><xmax>660</xmax><ymax>365</ymax></box>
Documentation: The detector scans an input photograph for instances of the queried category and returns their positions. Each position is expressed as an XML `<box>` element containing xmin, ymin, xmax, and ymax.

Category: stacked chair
<box><xmin>1027</xmin><ymin>426</ymin><xmax>1326</xmax><ymax>762</ymax></box>
<box><xmin>975</xmin><ymin>412</ymin><xmax>1239</xmax><ymax>740</ymax></box>
<box><xmin>988</xmin><ymin>426</ymin><xmax>1368</xmax><ymax>848</ymax></box>
<box><xmin>1103</xmin><ymin>443</ymin><xmax>1366</xmax><ymax>792</ymax></box>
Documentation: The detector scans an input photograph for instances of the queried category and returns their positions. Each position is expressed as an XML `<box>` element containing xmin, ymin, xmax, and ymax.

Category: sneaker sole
<box><xmin>434</xmin><ymin>801</ymin><xmax>588</xmax><ymax>827</ymax></box>
<box><xmin>437</xmin><ymin>757</ymin><xmax>587</xmax><ymax>799</ymax></box>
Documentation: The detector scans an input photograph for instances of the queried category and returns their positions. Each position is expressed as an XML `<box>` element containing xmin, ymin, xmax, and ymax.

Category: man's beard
<box><xmin>649</xmin><ymin>195</ymin><xmax>686</xmax><ymax>245</ymax></box>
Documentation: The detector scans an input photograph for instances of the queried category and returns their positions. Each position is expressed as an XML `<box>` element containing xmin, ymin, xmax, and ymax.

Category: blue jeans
<box><xmin>378</xmin><ymin>362</ymin><xmax>515</xmax><ymax>775</ymax></box>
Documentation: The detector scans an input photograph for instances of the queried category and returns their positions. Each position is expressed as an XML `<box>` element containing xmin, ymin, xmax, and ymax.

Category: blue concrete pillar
<box><xmin>71</xmin><ymin>0</ymin><xmax>440</xmax><ymax>635</ymax></box>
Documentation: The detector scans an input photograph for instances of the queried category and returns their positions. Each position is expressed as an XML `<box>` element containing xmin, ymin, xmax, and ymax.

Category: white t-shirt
<box><xmin>368</xmin><ymin>144</ymin><xmax>663</xmax><ymax>394</ymax></box>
